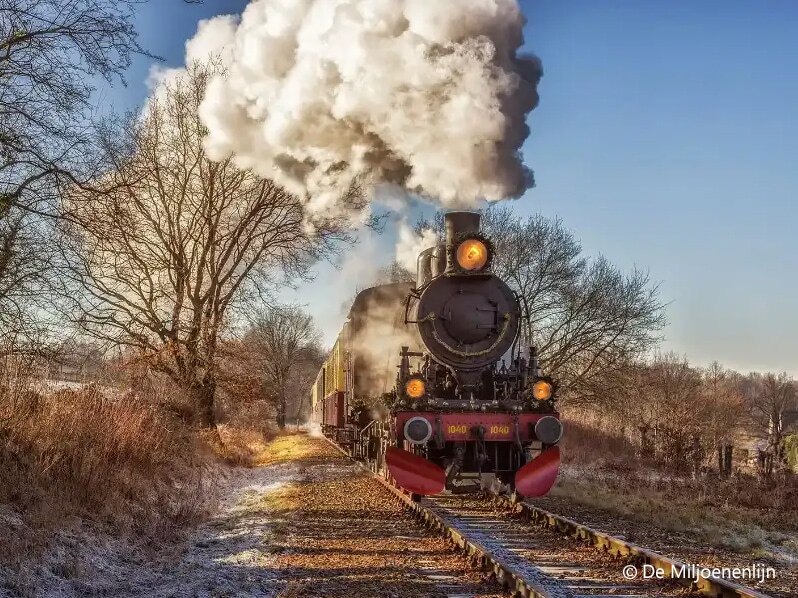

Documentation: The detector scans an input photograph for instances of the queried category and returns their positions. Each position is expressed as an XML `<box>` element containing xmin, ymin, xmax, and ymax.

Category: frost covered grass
<box><xmin>0</xmin><ymin>354</ymin><xmax>300</xmax><ymax>596</ymax></box>
<box><xmin>554</xmin><ymin>416</ymin><xmax>798</xmax><ymax>556</ymax></box>
<box><xmin>0</xmin><ymin>376</ymin><xmax>216</xmax><ymax>594</ymax></box>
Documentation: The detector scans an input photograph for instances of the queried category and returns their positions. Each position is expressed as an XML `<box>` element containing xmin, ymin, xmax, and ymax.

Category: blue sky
<box><xmin>103</xmin><ymin>1</ymin><xmax>798</xmax><ymax>375</ymax></box>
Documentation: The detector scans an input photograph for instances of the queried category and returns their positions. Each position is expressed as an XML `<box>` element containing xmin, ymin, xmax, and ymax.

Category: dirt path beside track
<box><xmin>81</xmin><ymin>433</ymin><xmax>502</xmax><ymax>598</ymax></box>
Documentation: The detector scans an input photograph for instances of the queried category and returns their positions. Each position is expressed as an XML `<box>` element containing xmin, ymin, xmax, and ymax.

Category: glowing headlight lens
<box><xmin>532</xmin><ymin>380</ymin><xmax>553</xmax><ymax>401</ymax></box>
<box><xmin>456</xmin><ymin>239</ymin><xmax>489</xmax><ymax>271</ymax></box>
<box><xmin>405</xmin><ymin>378</ymin><xmax>426</xmax><ymax>399</ymax></box>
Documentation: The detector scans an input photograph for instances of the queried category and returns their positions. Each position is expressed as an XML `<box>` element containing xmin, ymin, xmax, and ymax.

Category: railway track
<box><xmin>326</xmin><ymin>437</ymin><xmax>773</xmax><ymax>598</ymax></box>
<box><xmin>424</xmin><ymin>493</ymin><xmax>772</xmax><ymax>598</ymax></box>
<box><xmin>490</xmin><ymin>497</ymin><xmax>773</xmax><ymax>598</ymax></box>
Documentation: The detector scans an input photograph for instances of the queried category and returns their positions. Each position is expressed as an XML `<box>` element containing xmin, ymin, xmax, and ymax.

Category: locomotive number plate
<box><xmin>396</xmin><ymin>412</ymin><xmax>550</xmax><ymax>442</ymax></box>
<box><xmin>488</xmin><ymin>424</ymin><xmax>511</xmax><ymax>437</ymax></box>
<box><xmin>444</xmin><ymin>423</ymin><xmax>512</xmax><ymax>438</ymax></box>
<box><xmin>447</xmin><ymin>424</ymin><xmax>469</xmax><ymax>435</ymax></box>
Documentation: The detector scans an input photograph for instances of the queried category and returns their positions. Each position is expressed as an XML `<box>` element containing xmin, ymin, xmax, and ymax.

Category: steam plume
<box><xmin>395</xmin><ymin>222</ymin><xmax>438</xmax><ymax>272</ymax></box>
<box><xmin>353</xmin><ymin>290</ymin><xmax>422</xmax><ymax>398</ymax></box>
<box><xmin>191</xmin><ymin>0</ymin><xmax>542</xmax><ymax>221</ymax></box>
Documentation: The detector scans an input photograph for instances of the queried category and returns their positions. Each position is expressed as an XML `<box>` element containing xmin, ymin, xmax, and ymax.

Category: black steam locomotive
<box><xmin>311</xmin><ymin>211</ymin><xmax>562</xmax><ymax>498</ymax></box>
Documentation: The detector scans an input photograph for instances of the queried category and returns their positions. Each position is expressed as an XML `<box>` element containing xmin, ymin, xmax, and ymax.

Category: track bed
<box><xmin>263</xmin><ymin>435</ymin><xmax>504</xmax><ymax>597</ymax></box>
<box><xmin>426</xmin><ymin>494</ymin><xmax>700</xmax><ymax>597</ymax></box>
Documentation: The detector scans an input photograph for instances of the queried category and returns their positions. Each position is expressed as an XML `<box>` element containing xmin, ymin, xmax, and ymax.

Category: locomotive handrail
<box><xmin>359</xmin><ymin>419</ymin><xmax>377</xmax><ymax>439</ymax></box>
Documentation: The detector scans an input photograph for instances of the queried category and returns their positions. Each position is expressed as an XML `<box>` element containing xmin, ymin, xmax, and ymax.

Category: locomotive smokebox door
<box><xmin>410</xmin><ymin>212</ymin><xmax>521</xmax><ymax>388</ymax></box>
<box><xmin>442</xmin><ymin>291</ymin><xmax>499</xmax><ymax>345</ymax></box>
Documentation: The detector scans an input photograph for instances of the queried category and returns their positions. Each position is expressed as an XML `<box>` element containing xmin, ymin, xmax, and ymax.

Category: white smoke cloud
<box><xmin>190</xmin><ymin>0</ymin><xmax>541</xmax><ymax>222</ymax></box>
<box><xmin>185</xmin><ymin>16</ymin><xmax>238</xmax><ymax>66</ymax></box>
<box><xmin>395</xmin><ymin>222</ymin><xmax>438</xmax><ymax>272</ymax></box>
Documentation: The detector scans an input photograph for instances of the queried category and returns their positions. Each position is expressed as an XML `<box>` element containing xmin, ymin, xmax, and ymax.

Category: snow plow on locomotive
<box><xmin>311</xmin><ymin>211</ymin><xmax>562</xmax><ymax>499</ymax></box>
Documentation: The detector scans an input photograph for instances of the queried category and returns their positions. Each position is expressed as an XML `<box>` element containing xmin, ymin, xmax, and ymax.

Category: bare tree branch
<box><xmin>58</xmin><ymin>63</ymin><xmax>352</xmax><ymax>427</ymax></box>
<box><xmin>0</xmin><ymin>0</ymin><xmax>146</xmax><ymax>346</ymax></box>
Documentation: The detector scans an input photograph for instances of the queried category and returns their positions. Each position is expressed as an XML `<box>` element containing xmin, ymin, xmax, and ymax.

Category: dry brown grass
<box><xmin>0</xmin><ymin>377</ymin><xmax>215</xmax><ymax>572</ymax></box>
<box><xmin>556</xmin><ymin>412</ymin><xmax>798</xmax><ymax>552</ymax></box>
<box><xmin>560</xmin><ymin>416</ymin><xmax>639</xmax><ymax>469</ymax></box>
<box><xmin>552</xmin><ymin>473</ymin><xmax>797</xmax><ymax>551</ymax></box>
<box><xmin>252</xmin><ymin>431</ymin><xmax>337</xmax><ymax>466</ymax></box>
<box><xmin>0</xmin><ymin>358</ymin><xmax>309</xmax><ymax>597</ymax></box>
<box><xmin>210</xmin><ymin>424</ymin><xmax>277</xmax><ymax>467</ymax></box>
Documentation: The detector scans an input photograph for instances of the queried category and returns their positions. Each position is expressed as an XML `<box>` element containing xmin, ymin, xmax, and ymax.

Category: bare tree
<box><xmin>1</xmin><ymin>0</ymin><xmax>147</xmax><ymax>215</ymax></box>
<box><xmin>59</xmin><ymin>63</ymin><xmax>350</xmax><ymax>427</ymax></box>
<box><xmin>375</xmin><ymin>261</ymin><xmax>414</xmax><ymax>285</ymax></box>
<box><xmin>289</xmin><ymin>344</ymin><xmax>326</xmax><ymax>423</ymax></box>
<box><xmin>608</xmin><ymin>359</ymin><xmax>659</xmax><ymax>457</ymax></box>
<box><xmin>701</xmin><ymin>361</ymin><xmax>744</xmax><ymax>475</ymax></box>
<box><xmin>245</xmin><ymin>306</ymin><xmax>322</xmax><ymax>429</ymax></box>
<box><xmin>611</xmin><ymin>356</ymin><xmax>749</xmax><ymax>474</ymax></box>
<box><xmin>0</xmin><ymin>1</ymin><xmax>146</xmax><ymax>345</ymax></box>
<box><xmin>741</xmin><ymin>372</ymin><xmax>797</xmax><ymax>478</ymax></box>
<box><xmin>0</xmin><ymin>206</ymin><xmax>51</xmax><ymax>344</ymax></box>
<box><xmin>644</xmin><ymin>353</ymin><xmax>705</xmax><ymax>473</ymax></box>
<box><xmin>480</xmin><ymin>205</ymin><xmax>666</xmax><ymax>405</ymax></box>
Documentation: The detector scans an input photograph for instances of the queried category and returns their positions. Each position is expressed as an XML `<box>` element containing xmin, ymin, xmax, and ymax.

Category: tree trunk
<box><xmin>722</xmin><ymin>444</ymin><xmax>733</xmax><ymax>477</ymax></box>
<box><xmin>191</xmin><ymin>377</ymin><xmax>217</xmax><ymax>429</ymax></box>
<box><xmin>639</xmin><ymin>425</ymin><xmax>652</xmax><ymax>460</ymax></box>
<box><xmin>295</xmin><ymin>394</ymin><xmax>306</xmax><ymax>424</ymax></box>
<box><xmin>277</xmin><ymin>388</ymin><xmax>286</xmax><ymax>430</ymax></box>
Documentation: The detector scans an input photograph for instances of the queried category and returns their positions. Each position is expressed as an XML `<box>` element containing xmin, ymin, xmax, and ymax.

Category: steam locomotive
<box><xmin>311</xmin><ymin>211</ymin><xmax>562</xmax><ymax>498</ymax></box>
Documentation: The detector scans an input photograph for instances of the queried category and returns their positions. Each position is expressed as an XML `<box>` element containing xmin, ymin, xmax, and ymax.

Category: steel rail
<box><xmin>323</xmin><ymin>435</ymin><xmax>772</xmax><ymax>598</ymax></box>
<box><xmin>495</xmin><ymin>496</ymin><xmax>773</xmax><ymax>598</ymax></box>
<box><xmin>323</xmin><ymin>436</ymin><xmax>567</xmax><ymax>598</ymax></box>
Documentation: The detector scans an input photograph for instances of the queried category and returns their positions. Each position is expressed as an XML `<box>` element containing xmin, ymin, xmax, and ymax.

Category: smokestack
<box><xmin>445</xmin><ymin>211</ymin><xmax>482</xmax><ymax>247</ymax></box>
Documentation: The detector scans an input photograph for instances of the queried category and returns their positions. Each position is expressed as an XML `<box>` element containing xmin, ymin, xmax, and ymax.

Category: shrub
<box><xmin>0</xmin><ymin>375</ymin><xmax>213</xmax><ymax>565</ymax></box>
<box><xmin>785</xmin><ymin>434</ymin><xmax>798</xmax><ymax>472</ymax></box>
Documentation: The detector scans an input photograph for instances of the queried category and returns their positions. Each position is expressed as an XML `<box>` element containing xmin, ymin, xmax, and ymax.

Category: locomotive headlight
<box><xmin>456</xmin><ymin>239</ymin><xmax>489</xmax><ymax>271</ymax></box>
<box><xmin>404</xmin><ymin>416</ymin><xmax>433</xmax><ymax>444</ymax></box>
<box><xmin>404</xmin><ymin>377</ymin><xmax>427</xmax><ymax>399</ymax></box>
<box><xmin>535</xmin><ymin>416</ymin><xmax>563</xmax><ymax>444</ymax></box>
<box><xmin>532</xmin><ymin>380</ymin><xmax>554</xmax><ymax>401</ymax></box>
